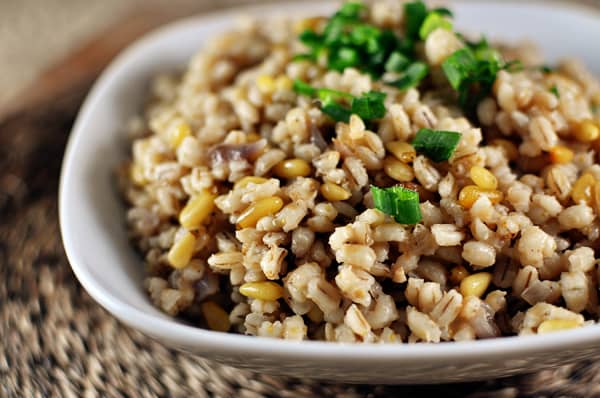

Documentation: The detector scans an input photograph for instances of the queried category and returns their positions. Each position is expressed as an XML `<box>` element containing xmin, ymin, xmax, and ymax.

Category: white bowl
<box><xmin>60</xmin><ymin>0</ymin><xmax>600</xmax><ymax>384</ymax></box>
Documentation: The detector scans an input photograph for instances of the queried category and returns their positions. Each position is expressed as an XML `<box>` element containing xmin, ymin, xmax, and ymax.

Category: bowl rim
<box><xmin>60</xmin><ymin>0</ymin><xmax>600</xmax><ymax>363</ymax></box>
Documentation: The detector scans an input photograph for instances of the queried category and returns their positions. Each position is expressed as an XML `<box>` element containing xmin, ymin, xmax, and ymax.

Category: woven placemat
<box><xmin>2</xmin><ymin>4</ymin><xmax>600</xmax><ymax>398</ymax></box>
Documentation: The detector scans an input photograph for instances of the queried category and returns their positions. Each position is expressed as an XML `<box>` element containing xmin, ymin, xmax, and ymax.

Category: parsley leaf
<box><xmin>549</xmin><ymin>85</ymin><xmax>560</xmax><ymax>98</ymax></box>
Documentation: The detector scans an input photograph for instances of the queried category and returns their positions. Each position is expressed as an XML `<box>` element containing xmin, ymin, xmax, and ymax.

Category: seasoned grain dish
<box><xmin>118</xmin><ymin>1</ymin><xmax>600</xmax><ymax>342</ymax></box>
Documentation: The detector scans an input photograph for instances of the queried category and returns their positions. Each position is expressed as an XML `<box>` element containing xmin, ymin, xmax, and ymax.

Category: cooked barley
<box><xmin>120</xmin><ymin>1</ymin><xmax>600</xmax><ymax>343</ymax></box>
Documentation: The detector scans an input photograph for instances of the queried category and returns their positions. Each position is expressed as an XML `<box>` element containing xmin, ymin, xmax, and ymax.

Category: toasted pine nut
<box><xmin>273</xmin><ymin>158</ymin><xmax>312</xmax><ymax>179</ymax></box>
<box><xmin>469</xmin><ymin>166</ymin><xmax>498</xmax><ymax>190</ymax></box>
<box><xmin>385</xmin><ymin>141</ymin><xmax>416</xmax><ymax>163</ymax></box>
<box><xmin>460</xmin><ymin>272</ymin><xmax>492</xmax><ymax>297</ymax></box>
<box><xmin>167</xmin><ymin>231</ymin><xmax>196</xmax><ymax>269</ymax></box>
<box><xmin>320</xmin><ymin>182</ymin><xmax>352</xmax><ymax>201</ymax></box>
<box><xmin>179</xmin><ymin>191</ymin><xmax>217</xmax><ymax>230</ymax></box>
<box><xmin>239</xmin><ymin>281</ymin><xmax>284</xmax><ymax>301</ymax></box>
<box><xmin>237</xmin><ymin>196</ymin><xmax>284</xmax><ymax>228</ymax></box>
<box><xmin>537</xmin><ymin>319</ymin><xmax>580</xmax><ymax>334</ymax></box>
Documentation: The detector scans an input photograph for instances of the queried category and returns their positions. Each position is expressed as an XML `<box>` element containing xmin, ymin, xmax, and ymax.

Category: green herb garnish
<box><xmin>386</xmin><ymin>62</ymin><xmax>429</xmax><ymax>90</ymax></box>
<box><xmin>294</xmin><ymin>1</ymin><xmax>521</xmax><ymax>122</ymax></box>
<box><xmin>412</xmin><ymin>128</ymin><xmax>462</xmax><ymax>162</ymax></box>
<box><xmin>549</xmin><ymin>85</ymin><xmax>560</xmax><ymax>98</ymax></box>
<box><xmin>540</xmin><ymin>65</ymin><xmax>554</xmax><ymax>73</ymax></box>
<box><xmin>296</xmin><ymin>1</ymin><xmax>401</xmax><ymax>76</ymax></box>
<box><xmin>293</xmin><ymin>80</ymin><xmax>386</xmax><ymax>123</ymax></box>
<box><xmin>404</xmin><ymin>1</ymin><xmax>428</xmax><ymax>39</ymax></box>
<box><xmin>384</xmin><ymin>51</ymin><xmax>411</xmax><ymax>73</ymax></box>
<box><xmin>419</xmin><ymin>12</ymin><xmax>452</xmax><ymax>40</ymax></box>
<box><xmin>371</xmin><ymin>185</ymin><xmax>422</xmax><ymax>224</ymax></box>
<box><xmin>294</xmin><ymin>0</ymin><xmax>444</xmax><ymax>82</ymax></box>
<box><xmin>321</xmin><ymin>101</ymin><xmax>353</xmax><ymax>123</ymax></box>
<box><xmin>351</xmin><ymin>91</ymin><xmax>387</xmax><ymax>121</ymax></box>
<box><xmin>432</xmin><ymin>7</ymin><xmax>453</xmax><ymax>17</ymax></box>
<box><xmin>442</xmin><ymin>48</ymin><xmax>478</xmax><ymax>89</ymax></box>
<box><xmin>441</xmin><ymin>39</ymin><xmax>514</xmax><ymax>113</ymax></box>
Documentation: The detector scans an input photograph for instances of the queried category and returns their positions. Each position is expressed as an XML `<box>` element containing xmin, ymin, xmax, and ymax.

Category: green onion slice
<box><xmin>412</xmin><ymin>128</ymin><xmax>462</xmax><ymax>162</ymax></box>
<box><xmin>404</xmin><ymin>0</ymin><xmax>428</xmax><ymax>39</ymax></box>
<box><xmin>351</xmin><ymin>91</ymin><xmax>387</xmax><ymax>121</ymax></box>
<box><xmin>321</xmin><ymin>101</ymin><xmax>353</xmax><ymax>123</ymax></box>
<box><xmin>441</xmin><ymin>48</ymin><xmax>478</xmax><ymax>90</ymax></box>
<box><xmin>293</xmin><ymin>79</ymin><xmax>386</xmax><ymax>123</ymax></box>
<box><xmin>386</xmin><ymin>62</ymin><xmax>429</xmax><ymax>90</ymax></box>
<box><xmin>371</xmin><ymin>185</ymin><xmax>422</xmax><ymax>224</ymax></box>
<box><xmin>419</xmin><ymin>12</ymin><xmax>453</xmax><ymax>40</ymax></box>
<box><xmin>432</xmin><ymin>7</ymin><xmax>453</xmax><ymax>17</ymax></box>
<box><xmin>293</xmin><ymin>79</ymin><xmax>318</xmax><ymax>97</ymax></box>
<box><xmin>384</xmin><ymin>51</ymin><xmax>411</xmax><ymax>73</ymax></box>
<box><xmin>336</xmin><ymin>1</ymin><xmax>366</xmax><ymax>19</ymax></box>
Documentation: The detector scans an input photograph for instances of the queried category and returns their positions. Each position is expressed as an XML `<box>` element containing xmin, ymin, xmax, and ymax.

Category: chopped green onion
<box><xmin>473</xmin><ymin>47</ymin><xmax>502</xmax><ymax>65</ymax></box>
<box><xmin>432</xmin><ymin>7</ymin><xmax>453</xmax><ymax>17</ymax></box>
<box><xmin>404</xmin><ymin>0</ymin><xmax>428</xmax><ymax>39</ymax></box>
<box><xmin>412</xmin><ymin>128</ymin><xmax>462</xmax><ymax>162</ymax></box>
<box><xmin>317</xmin><ymin>87</ymin><xmax>353</xmax><ymax>102</ymax></box>
<box><xmin>385</xmin><ymin>51</ymin><xmax>411</xmax><ymax>72</ymax></box>
<box><xmin>396</xmin><ymin>37</ymin><xmax>416</xmax><ymax>56</ymax></box>
<box><xmin>293</xmin><ymin>79</ymin><xmax>318</xmax><ymax>97</ymax></box>
<box><xmin>328</xmin><ymin>46</ymin><xmax>360</xmax><ymax>71</ymax></box>
<box><xmin>299</xmin><ymin>29</ymin><xmax>323</xmax><ymax>48</ymax></box>
<box><xmin>293</xmin><ymin>80</ymin><xmax>386</xmax><ymax>123</ymax></box>
<box><xmin>419</xmin><ymin>12</ymin><xmax>452</xmax><ymax>40</ymax></box>
<box><xmin>441</xmin><ymin>48</ymin><xmax>478</xmax><ymax>90</ymax></box>
<box><xmin>292</xmin><ymin>53</ymin><xmax>315</xmax><ymax>62</ymax></box>
<box><xmin>370</xmin><ymin>185</ymin><xmax>422</xmax><ymax>224</ymax></box>
<box><xmin>539</xmin><ymin>65</ymin><xmax>554</xmax><ymax>73</ymax></box>
<box><xmin>350</xmin><ymin>24</ymin><xmax>380</xmax><ymax>46</ymax></box>
<box><xmin>549</xmin><ymin>85</ymin><xmax>560</xmax><ymax>98</ymax></box>
<box><xmin>386</xmin><ymin>62</ymin><xmax>429</xmax><ymax>90</ymax></box>
<box><xmin>321</xmin><ymin>100</ymin><xmax>353</xmax><ymax>123</ymax></box>
<box><xmin>385</xmin><ymin>51</ymin><xmax>410</xmax><ymax>72</ymax></box>
<box><xmin>336</xmin><ymin>1</ymin><xmax>366</xmax><ymax>19</ymax></box>
<box><xmin>441</xmin><ymin>38</ymin><xmax>519</xmax><ymax>114</ymax></box>
<box><xmin>351</xmin><ymin>91</ymin><xmax>387</xmax><ymax>121</ymax></box>
<box><xmin>292</xmin><ymin>1</ymin><xmax>449</xmax><ymax>79</ymax></box>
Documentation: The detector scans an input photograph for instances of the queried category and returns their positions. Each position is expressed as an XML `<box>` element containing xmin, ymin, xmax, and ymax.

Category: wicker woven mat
<box><xmin>2</xmin><ymin>4</ymin><xmax>600</xmax><ymax>398</ymax></box>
